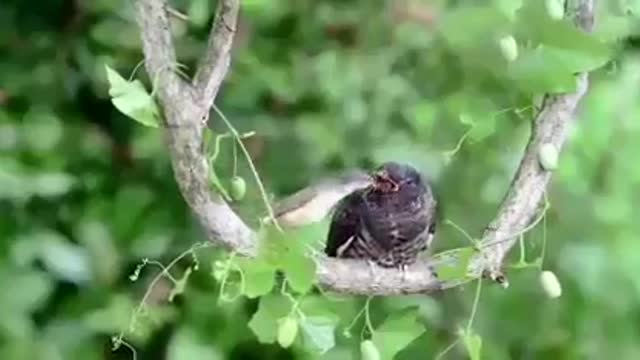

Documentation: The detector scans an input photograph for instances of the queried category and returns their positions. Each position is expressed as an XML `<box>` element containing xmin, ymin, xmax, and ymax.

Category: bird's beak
<box><xmin>373</xmin><ymin>170</ymin><xmax>399</xmax><ymax>192</ymax></box>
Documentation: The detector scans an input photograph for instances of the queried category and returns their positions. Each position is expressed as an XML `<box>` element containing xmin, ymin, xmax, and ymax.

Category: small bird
<box><xmin>325</xmin><ymin>162</ymin><xmax>438</xmax><ymax>269</ymax></box>
<box><xmin>269</xmin><ymin>169</ymin><xmax>373</xmax><ymax>228</ymax></box>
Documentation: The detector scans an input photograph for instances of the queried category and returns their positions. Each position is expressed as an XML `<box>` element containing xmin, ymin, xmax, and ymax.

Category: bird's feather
<box><xmin>324</xmin><ymin>162</ymin><xmax>439</xmax><ymax>268</ymax></box>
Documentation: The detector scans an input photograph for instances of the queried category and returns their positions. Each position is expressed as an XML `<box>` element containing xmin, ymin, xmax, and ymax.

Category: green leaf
<box><xmin>188</xmin><ymin>0</ymin><xmax>211</xmax><ymax>28</ymax></box>
<box><xmin>248</xmin><ymin>294</ymin><xmax>293</xmax><ymax>344</ymax></box>
<box><xmin>75</xmin><ymin>220</ymin><xmax>121</xmax><ymax>285</ymax></box>
<box><xmin>21</xmin><ymin>107</ymin><xmax>63</xmax><ymax>152</ymax></box>
<box><xmin>459</xmin><ymin>327</ymin><xmax>482</xmax><ymax>360</ymax></box>
<box><xmin>299</xmin><ymin>315</ymin><xmax>338</xmax><ymax>354</ymax></box>
<box><xmin>168</xmin><ymin>326</ymin><xmax>223</xmax><ymax>360</ymax></box>
<box><xmin>31</xmin><ymin>172</ymin><xmax>76</xmax><ymax>197</ymax></box>
<box><xmin>236</xmin><ymin>258</ymin><xmax>276</xmax><ymax>298</ymax></box>
<box><xmin>104</xmin><ymin>64</ymin><xmax>160</xmax><ymax>127</ymax></box>
<box><xmin>83</xmin><ymin>294</ymin><xmax>134</xmax><ymax>333</ymax></box>
<box><xmin>281</xmin><ymin>249</ymin><xmax>316</xmax><ymax>294</ymax></box>
<box><xmin>440</xmin><ymin>6</ymin><xmax>511</xmax><ymax>50</ymax></box>
<box><xmin>371</xmin><ymin>308</ymin><xmax>426</xmax><ymax>360</ymax></box>
<box><xmin>260</xmin><ymin>228</ymin><xmax>317</xmax><ymax>294</ymax></box>
<box><xmin>0</xmin><ymin>269</ymin><xmax>54</xmax><ymax>313</ymax></box>
<box><xmin>435</xmin><ymin>247</ymin><xmax>476</xmax><ymax>281</ymax></box>
<box><xmin>518</xmin><ymin>1</ymin><xmax>605</xmax><ymax>50</ymax></box>
<box><xmin>508</xmin><ymin>46</ymin><xmax>578</xmax><ymax>93</ymax></box>
<box><xmin>35</xmin><ymin>230</ymin><xmax>92</xmax><ymax>284</ymax></box>
<box><xmin>516</xmin><ymin>0</ymin><xmax>611</xmax><ymax>70</ymax></box>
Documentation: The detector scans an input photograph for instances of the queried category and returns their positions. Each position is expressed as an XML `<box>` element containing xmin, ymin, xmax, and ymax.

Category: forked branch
<box><xmin>134</xmin><ymin>0</ymin><xmax>595</xmax><ymax>295</ymax></box>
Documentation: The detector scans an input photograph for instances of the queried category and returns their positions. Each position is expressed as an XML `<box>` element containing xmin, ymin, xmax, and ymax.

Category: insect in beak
<box><xmin>373</xmin><ymin>171</ymin><xmax>399</xmax><ymax>192</ymax></box>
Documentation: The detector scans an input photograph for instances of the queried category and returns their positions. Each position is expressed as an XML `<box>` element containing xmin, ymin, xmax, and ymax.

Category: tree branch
<box><xmin>134</xmin><ymin>0</ymin><xmax>596</xmax><ymax>295</ymax></box>
<box><xmin>192</xmin><ymin>0</ymin><xmax>240</xmax><ymax>111</ymax></box>
<box><xmin>134</xmin><ymin>0</ymin><xmax>192</xmax><ymax>112</ymax></box>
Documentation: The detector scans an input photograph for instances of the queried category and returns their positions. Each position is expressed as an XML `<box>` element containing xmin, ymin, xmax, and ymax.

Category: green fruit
<box><xmin>277</xmin><ymin>316</ymin><xmax>298</xmax><ymax>348</ymax></box>
<box><xmin>360</xmin><ymin>340</ymin><xmax>381</xmax><ymax>360</ymax></box>
<box><xmin>230</xmin><ymin>176</ymin><xmax>246</xmax><ymax>201</ymax></box>
<box><xmin>538</xmin><ymin>143</ymin><xmax>559</xmax><ymax>171</ymax></box>
<box><xmin>545</xmin><ymin>0</ymin><xmax>565</xmax><ymax>20</ymax></box>
<box><xmin>539</xmin><ymin>270</ymin><xmax>562</xmax><ymax>298</ymax></box>
<box><xmin>498</xmin><ymin>35</ymin><xmax>518</xmax><ymax>62</ymax></box>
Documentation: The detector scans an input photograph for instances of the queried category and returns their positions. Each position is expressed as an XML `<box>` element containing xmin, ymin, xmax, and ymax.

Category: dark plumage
<box><xmin>324</xmin><ymin>162</ymin><xmax>437</xmax><ymax>268</ymax></box>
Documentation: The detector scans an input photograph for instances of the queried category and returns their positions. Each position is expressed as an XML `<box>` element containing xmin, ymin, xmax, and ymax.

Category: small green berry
<box><xmin>230</xmin><ymin>176</ymin><xmax>246</xmax><ymax>201</ymax></box>
<box><xmin>360</xmin><ymin>340</ymin><xmax>381</xmax><ymax>360</ymax></box>
<box><xmin>498</xmin><ymin>35</ymin><xmax>518</xmax><ymax>62</ymax></box>
<box><xmin>277</xmin><ymin>316</ymin><xmax>298</xmax><ymax>348</ymax></box>
<box><xmin>539</xmin><ymin>270</ymin><xmax>562</xmax><ymax>298</ymax></box>
<box><xmin>538</xmin><ymin>143</ymin><xmax>559</xmax><ymax>171</ymax></box>
<box><xmin>545</xmin><ymin>0</ymin><xmax>565</xmax><ymax>20</ymax></box>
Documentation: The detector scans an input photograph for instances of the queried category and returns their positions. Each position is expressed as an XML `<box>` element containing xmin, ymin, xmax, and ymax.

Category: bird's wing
<box><xmin>272</xmin><ymin>170</ymin><xmax>372</xmax><ymax>225</ymax></box>
<box><xmin>324</xmin><ymin>190</ymin><xmax>363</xmax><ymax>257</ymax></box>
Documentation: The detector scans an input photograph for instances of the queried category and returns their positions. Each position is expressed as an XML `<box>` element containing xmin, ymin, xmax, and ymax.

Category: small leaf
<box><xmin>539</xmin><ymin>270</ymin><xmax>562</xmax><ymax>298</ymax></box>
<box><xmin>248</xmin><ymin>294</ymin><xmax>293</xmax><ymax>344</ymax></box>
<box><xmin>21</xmin><ymin>107</ymin><xmax>63</xmax><ymax>152</ymax></box>
<box><xmin>236</xmin><ymin>258</ymin><xmax>276</xmax><ymax>298</ymax></box>
<box><xmin>188</xmin><ymin>0</ymin><xmax>211</xmax><ymax>27</ymax></box>
<box><xmin>0</xmin><ymin>269</ymin><xmax>54</xmax><ymax>313</ymax></box>
<box><xmin>84</xmin><ymin>294</ymin><xmax>134</xmax><ymax>333</ymax></box>
<box><xmin>299</xmin><ymin>316</ymin><xmax>337</xmax><ymax>354</ymax></box>
<box><xmin>31</xmin><ymin>172</ymin><xmax>75</xmax><ymax>197</ymax></box>
<box><xmin>168</xmin><ymin>326</ymin><xmax>223</xmax><ymax>360</ymax></box>
<box><xmin>282</xmin><ymin>250</ymin><xmax>316</xmax><ymax>294</ymax></box>
<box><xmin>277</xmin><ymin>316</ymin><xmax>299</xmax><ymax>348</ymax></box>
<box><xmin>36</xmin><ymin>231</ymin><xmax>91</xmax><ymax>284</ymax></box>
<box><xmin>435</xmin><ymin>247</ymin><xmax>476</xmax><ymax>281</ymax></box>
<box><xmin>371</xmin><ymin>308</ymin><xmax>426</xmax><ymax>360</ymax></box>
<box><xmin>508</xmin><ymin>46</ymin><xmax>579</xmax><ymax>94</ymax></box>
<box><xmin>104</xmin><ymin>64</ymin><xmax>160</xmax><ymax>127</ymax></box>
<box><xmin>261</xmin><ymin>228</ymin><xmax>317</xmax><ymax>294</ymax></box>
<box><xmin>459</xmin><ymin>328</ymin><xmax>482</xmax><ymax>360</ymax></box>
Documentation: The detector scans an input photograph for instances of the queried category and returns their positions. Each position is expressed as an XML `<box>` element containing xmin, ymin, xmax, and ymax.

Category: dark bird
<box><xmin>325</xmin><ymin>162</ymin><xmax>438</xmax><ymax>269</ymax></box>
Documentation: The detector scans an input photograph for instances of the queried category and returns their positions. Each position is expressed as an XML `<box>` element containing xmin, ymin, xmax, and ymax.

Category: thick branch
<box><xmin>134</xmin><ymin>0</ymin><xmax>596</xmax><ymax>295</ymax></box>
<box><xmin>134</xmin><ymin>0</ymin><xmax>191</xmax><ymax>112</ymax></box>
<box><xmin>192</xmin><ymin>0</ymin><xmax>240</xmax><ymax>110</ymax></box>
<box><xmin>135</xmin><ymin>0</ymin><xmax>255</xmax><ymax>254</ymax></box>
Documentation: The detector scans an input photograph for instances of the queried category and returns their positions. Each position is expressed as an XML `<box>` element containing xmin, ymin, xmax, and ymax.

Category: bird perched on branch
<box><xmin>325</xmin><ymin>162</ymin><xmax>438</xmax><ymax>269</ymax></box>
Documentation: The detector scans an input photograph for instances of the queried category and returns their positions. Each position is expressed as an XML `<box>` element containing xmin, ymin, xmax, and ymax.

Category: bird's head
<box><xmin>371</xmin><ymin>162</ymin><xmax>424</xmax><ymax>194</ymax></box>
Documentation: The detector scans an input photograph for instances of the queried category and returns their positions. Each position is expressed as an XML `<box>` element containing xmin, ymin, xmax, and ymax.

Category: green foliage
<box><xmin>248</xmin><ymin>294</ymin><xmax>293</xmax><ymax>344</ymax></box>
<box><xmin>277</xmin><ymin>315</ymin><xmax>299</xmax><ymax>348</ymax></box>
<box><xmin>460</xmin><ymin>327</ymin><xmax>483</xmax><ymax>360</ymax></box>
<box><xmin>434</xmin><ymin>247</ymin><xmax>476</xmax><ymax>281</ymax></box>
<box><xmin>371</xmin><ymin>308</ymin><xmax>426</xmax><ymax>360</ymax></box>
<box><xmin>3</xmin><ymin>0</ymin><xmax>640</xmax><ymax>359</ymax></box>
<box><xmin>360</xmin><ymin>340</ymin><xmax>381</xmax><ymax>360</ymax></box>
<box><xmin>258</xmin><ymin>226</ymin><xmax>318</xmax><ymax>294</ymax></box>
<box><xmin>105</xmin><ymin>64</ymin><xmax>160</xmax><ymax>128</ymax></box>
<box><xmin>299</xmin><ymin>315</ymin><xmax>338</xmax><ymax>354</ymax></box>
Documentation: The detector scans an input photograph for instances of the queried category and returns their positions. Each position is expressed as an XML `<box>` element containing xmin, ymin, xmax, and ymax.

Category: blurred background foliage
<box><xmin>2</xmin><ymin>0</ymin><xmax>640</xmax><ymax>359</ymax></box>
